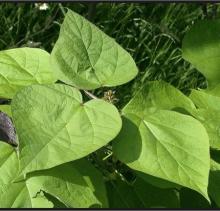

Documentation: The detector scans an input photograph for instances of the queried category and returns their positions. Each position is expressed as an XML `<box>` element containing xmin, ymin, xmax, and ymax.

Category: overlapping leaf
<box><xmin>51</xmin><ymin>9</ymin><xmax>138</xmax><ymax>90</ymax></box>
<box><xmin>0</xmin><ymin>182</ymin><xmax>53</xmax><ymax>208</ymax></box>
<box><xmin>26</xmin><ymin>161</ymin><xmax>103</xmax><ymax>208</ymax></box>
<box><xmin>208</xmin><ymin>153</ymin><xmax>220</xmax><ymax>207</ymax></box>
<box><xmin>190</xmin><ymin>89</ymin><xmax>220</xmax><ymax>149</ymax></box>
<box><xmin>0</xmin><ymin>142</ymin><xmax>18</xmax><ymax>186</ymax></box>
<box><xmin>123</xmin><ymin>81</ymin><xmax>195</xmax><ymax>116</ymax></box>
<box><xmin>11</xmin><ymin>83</ymin><xmax>122</xmax><ymax>174</ymax></box>
<box><xmin>182</xmin><ymin>20</ymin><xmax>220</xmax><ymax>88</ymax></box>
<box><xmin>0</xmin><ymin>48</ymin><xmax>56</xmax><ymax>98</ymax></box>
<box><xmin>113</xmin><ymin>81</ymin><xmax>210</xmax><ymax>200</ymax></box>
<box><xmin>0</xmin><ymin>105</ymin><xmax>12</xmax><ymax>117</ymax></box>
<box><xmin>106</xmin><ymin>176</ymin><xmax>179</xmax><ymax>208</ymax></box>
<box><xmin>0</xmin><ymin>142</ymin><xmax>107</xmax><ymax>208</ymax></box>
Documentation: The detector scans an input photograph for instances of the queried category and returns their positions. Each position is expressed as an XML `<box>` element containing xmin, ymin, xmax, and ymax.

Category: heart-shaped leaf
<box><xmin>51</xmin><ymin>9</ymin><xmax>138</xmax><ymax>90</ymax></box>
<box><xmin>182</xmin><ymin>20</ymin><xmax>220</xmax><ymax>88</ymax></box>
<box><xmin>0</xmin><ymin>48</ymin><xmax>56</xmax><ymax>98</ymax></box>
<box><xmin>113</xmin><ymin>110</ymin><xmax>210</xmax><ymax>200</ymax></box>
<box><xmin>11</xmin><ymin>84</ymin><xmax>122</xmax><ymax>174</ymax></box>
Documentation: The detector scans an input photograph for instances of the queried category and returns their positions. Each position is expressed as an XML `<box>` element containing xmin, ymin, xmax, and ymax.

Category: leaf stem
<box><xmin>83</xmin><ymin>90</ymin><xmax>98</xmax><ymax>99</ymax></box>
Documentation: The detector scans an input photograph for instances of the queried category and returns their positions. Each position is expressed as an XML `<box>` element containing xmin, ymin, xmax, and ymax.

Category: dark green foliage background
<box><xmin>1</xmin><ymin>3</ymin><xmax>219</xmax><ymax>108</ymax></box>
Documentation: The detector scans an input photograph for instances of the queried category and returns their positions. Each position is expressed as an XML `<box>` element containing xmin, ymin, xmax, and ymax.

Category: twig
<box><xmin>83</xmin><ymin>90</ymin><xmax>98</xmax><ymax>99</ymax></box>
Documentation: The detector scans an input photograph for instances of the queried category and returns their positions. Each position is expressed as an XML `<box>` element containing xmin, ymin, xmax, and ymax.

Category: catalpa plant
<box><xmin>0</xmin><ymin>9</ymin><xmax>219</xmax><ymax>208</ymax></box>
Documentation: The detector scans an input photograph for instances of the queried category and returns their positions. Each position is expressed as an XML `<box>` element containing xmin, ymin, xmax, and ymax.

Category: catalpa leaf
<box><xmin>0</xmin><ymin>182</ymin><xmax>53</xmax><ymax>208</ymax></box>
<box><xmin>190</xmin><ymin>90</ymin><xmax>220</xmax><ymax>149</ymax></box>
<box><xmin>0</xmin><ymin>142</ymin><xmax>19</xmax><ymax>186</ymax></box>
<box><xmin>208</xmin><ymin>159</ymin><xmax>220</xmax><ymax>207</ymax></box>
<box><xmin>0</xmin><ymin>47</ymin><xmax>56</xmax><ymax>98</ymax></box>
<box><xmin>123</xmin><ymin>81</ymin><xmax>195</xmax><ymax>116</ymax></box>
<box><xmin>190</xmin><ymin>89</ymin><xmax>220</xmax><ymax>111</ymax></box>
<box><xmin>106</xmin><ymin>176</ymin><xmax>179</xmax><ymax>208</ymax></box>
<box><xmin>180</xmin><ymin>188</ymin><xmax>210</xmax><ymax>208</ymax></box>
<box><xmin>113</xmin><ymin>110</ymin><xmax>210</xmax><ymax>200</ymax></box>
<box><xmin>182</xmin><ymin>20</ymin><xmax>220</xmax><ymax>88</ymax></box>
<box><xmin>51</xmin><ymin>9</ymin><xmax>138</xmax><ymax>90</ymax></box>
<box><xmin>0</xmin><ymin>105</ymin><xmax>12</xmax><ymax>117</ymax></box>
<box><xmin>11</xmin><ymin>84</ymin><xmax>122</xmax><ymax>174</ymax></box>
<box><xmin>26</xmin><ymin>161</ymin><xmax>102</xmax><ymax>208</ymax></box>
<box><xmin>72</xmin><ymin>159</ymin><xmax>109</xmax><ymax>208</ymax></box>
<box><xmin>0</xmin><ymin>143</ymin><xmax>105</xmax><ymax>208</ymax></box>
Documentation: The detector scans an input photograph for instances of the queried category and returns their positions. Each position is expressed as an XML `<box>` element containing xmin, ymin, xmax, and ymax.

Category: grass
<box><xmin>0</xmin><ymin>3</ymin><xmax>219</xmax><ymax>108</ymax></box>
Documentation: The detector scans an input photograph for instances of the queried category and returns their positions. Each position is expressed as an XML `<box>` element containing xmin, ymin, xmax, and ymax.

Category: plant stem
<box><xmin>83</xmin><ymin>90</ymin><xmax>98</xmax><ymax>99</ymax></box>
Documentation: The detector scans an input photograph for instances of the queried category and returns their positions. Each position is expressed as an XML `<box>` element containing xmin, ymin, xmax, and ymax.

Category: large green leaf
<box><xmin>182</xmin><ymin>20</ymin><xmax>220</xmax><ymax>88</ymax></box>
<box><xmin>106</xmin><ymin>177</ymin><xmax>179</xmax><ymax>208</ymax></box>
<box><xmin>0</xmin><ymin>142</ymin><xmax>104</xmax><ymax>208</ymax></box>
<box><xmin>0</xmin><ymin>182</ymin><xmax>53</xmax><ymax>208</ymax></box>
<box><xmin>51</xmin><ymin>9</ymin><xmax>138</xmax><ymax>90</ymax></box>
<box><xmin>72</xmin><ymin>159</ymin><xmax>109</xmax><ymax>208</ymax></box>
<box><xmin>11</xmin><ymin>84</ymin><xmax>122</xmax><ymax>174</ymax></box>
<box><xmin>0</xmin><ymin>47</ymin><xmax>56</xmax><ymax>98</ymax></box>
<box><xmin>190</xmin><ymin>89</ymin><xmax>220</xmax><ymax>149</ymax></box>
<box><xmin>123</xmin><ymin>81</ymin><xmax>195</xmax><ymax>116</ymax></box>
<box><xmin>27</xmin><ymin>162</ymin><xmax>102</xmax><ymax>208</ymax></box>
<box><xmin>0</xmin><ymin>142</ymin><xmax>18</xmax><ymax>186</ymax></box>
<box><xmin>113</xmin><ymin>110</ymin><xmax>210</xmax><ymax>200</ymax></box>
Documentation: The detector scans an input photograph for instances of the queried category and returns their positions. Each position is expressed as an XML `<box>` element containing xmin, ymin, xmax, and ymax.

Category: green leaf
<box><xmin>137</xmin><ymin>171</ymin><xmax>181</xmax><ymax>190</ymax></box>
<box><xmin>0</xmin><ymin>47</ymin><xmax>56</xmax><ymax>98</ymax></box>
<box><xmin>209</xmin><ymin>158</ymin><xmax>220</xmax><ymax>207</ymax></box>
<box><xmin>106</xmin><ymin>177</ymin><xmax>179</xmax><ymax>208</ymax></box>
<box><xmin>182</xmin><ymin>20</ymin><xmax>220</xmax><ymax>88</ymax></box>
<box><xmin>123</xmin><ymin>81</ymin><xmax>195</xmax><ymax>116</ymax></box>
<box><xmin>0</xmin><ymin>144</ymin><xmax>102</xmax><ymax>208</ymax></box>
<box><xmin>0</xmin><ymin>105</ymin><xmax>12</xmax><ymax>117</ymax></box>
<box><xmin>180</xmin><ymin>188</ymin><xmax>210</xmax><ymax>208</ymax></box>
<box><xmin>72</xmin><ymin>159</ymin><xmax>109</xmax><ymax>208</ymax></box>
<box><xmin>113</xmin><ymin>110</ymin><xmax>210</xmax><ymax>200</ymax></box>
<box><xmin>27</xmin><ymin>162</ymin><xmax>102</xmax><ymax>208</ymax></box>
<box><xmin>11</xmin><ymin>84</ymin><xmax>122</xmax><ymax>174</ymax></box>
<box><xmin>51</xmin><ymin>9</ymin><xmax>138</xmax><ymax>90</ymax></box>
<box><xmin>190</xmin><ymin>90</ymin><xmax>220</xmax><ymax>149</ymax></box>
<box><xmin>190</xmin><ymin>89</ymin><xmax>220</xmax><ymax>110</ymax></box>
<box><xmin>0</xmin><ymin>182</ymin><xmax>53</xmax><ymax>208</ymax></box>
<box><xmin>0</xmin><ymin>142</ymin><xmax>19</xmax><ymax>186</ymax></box>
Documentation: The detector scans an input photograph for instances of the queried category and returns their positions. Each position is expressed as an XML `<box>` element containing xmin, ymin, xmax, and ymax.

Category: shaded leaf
<box><xmin>0</xmin><ymin>111</ymin><xmax>17</xmax><ymax>147</ymax></box>
<box><xmin>27</xmin><ymin>162</ymin><xmax>102</xmax><ymax>208</ymax></box>
<box><xmin>106</xmin><ymin>177</ymin><xmax>179</xmax><ymax>208</ymax></box>
<box><xmin>182</xmin><ymin>20</ymin><xmax>220</xmax><ymax>88</ymax></box>
<box><xmin>190</xmin><ymin>89</ymin><xmax>220</xmax><ymax>149</ymax></box>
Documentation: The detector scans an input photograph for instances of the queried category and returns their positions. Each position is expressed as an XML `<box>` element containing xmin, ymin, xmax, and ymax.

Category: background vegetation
<box><xmin>1</xmin><ymin>3</ymin><xmax>220</xmax><ymax>108</ymax></box>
